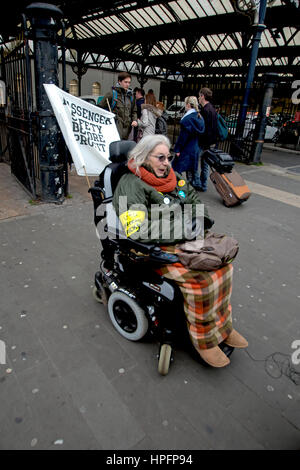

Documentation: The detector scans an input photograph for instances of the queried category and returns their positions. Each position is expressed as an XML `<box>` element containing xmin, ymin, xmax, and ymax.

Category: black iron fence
<box><xmin>1</xmin><ymin>40</ymin><xmax>40</xmax><ymax>197</ymax></box>
<box><xmin>0</xmin><ymin>107</ymin><xmax>9</xmax><ymax>163</ymax></box>
<box><xmin>162</xmin><ymin>79</ymin><xmax>299</xmax><ymax>163</ymax></box>
<box><xmin>167</xmin><ymin>104</ymin><xmax>300</xmax><ymax>163</ymax></box>
<box><xmin>167</xmin><ymin>99</ymin><xmax>260</xmax><ymax>164</ymax></box>
<box><xmin>1</xmin><ymin>23</ymin><xmax>69</xmax><ymax>200</ymax></box>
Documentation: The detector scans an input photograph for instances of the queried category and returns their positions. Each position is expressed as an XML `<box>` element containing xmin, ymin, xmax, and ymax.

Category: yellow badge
<box><xmin>119</xmin><ymin>210</ymin><xmax>146</xmax><ymax>237</ymax></box>
<box><xmin>178</xmin><ymin>179</ymin><xmax>186</xmax><ymax>187</ymax></box>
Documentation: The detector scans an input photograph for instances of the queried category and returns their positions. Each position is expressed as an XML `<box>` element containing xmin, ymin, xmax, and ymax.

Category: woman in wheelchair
<box><xmin>112</xmin><ymin>134</ymin><xmax>248</xmax><ymax>368</ymax></box>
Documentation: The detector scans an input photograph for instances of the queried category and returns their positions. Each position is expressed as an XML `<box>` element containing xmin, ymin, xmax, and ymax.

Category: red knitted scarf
<box><xmin>128</xmin><ymin>158</ymin><xmax>177</xmax><ymax>193</ymax></box>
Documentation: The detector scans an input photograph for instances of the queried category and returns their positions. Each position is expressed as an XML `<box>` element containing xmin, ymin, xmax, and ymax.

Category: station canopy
<box><xmin>0</xmin><ymin>0</ymin><xmax>299</xmax><ymax>81</ymax></box>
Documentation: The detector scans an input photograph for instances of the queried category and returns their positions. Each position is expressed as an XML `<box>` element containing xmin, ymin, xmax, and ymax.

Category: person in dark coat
<box><xmin>134</xmin><ymin>88</ymin><xmax>145</xmax><ymax>141</ymax></box>
<box><xmin>135</xmin><ymin>88</ymin><xmax>145</xmax><ymax>119</ymax></box>
<box><xmin>172</xmin><ymin>96</ymin><xmax>205</xmax><ymax>188</ymax></box>
<box><xmin>196</xmin><ymin>87</ymin><xmax>218</xmax><ymax>191</ymax></box>
<box><xmin>98</xmin><ymin>71</ymin><xmax>138</xmax><ymax>140</ymax></box>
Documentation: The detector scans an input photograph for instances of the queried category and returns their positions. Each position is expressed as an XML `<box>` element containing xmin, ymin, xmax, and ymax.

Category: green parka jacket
<box><xmin>98</xmin><ymin>85</ymin><xmax>137</xmax><ymax>140</ymax></box>
<box><xmin>112</xmin><ymin>170</ymin><xmax>213</xmax><ymax>245</ymax></box>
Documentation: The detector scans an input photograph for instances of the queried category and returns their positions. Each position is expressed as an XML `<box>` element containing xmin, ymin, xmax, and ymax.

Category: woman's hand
<box><xmin>131</xmin><ymin>121</ymin><xmax>138</xmax><ymax>127</ymax></box>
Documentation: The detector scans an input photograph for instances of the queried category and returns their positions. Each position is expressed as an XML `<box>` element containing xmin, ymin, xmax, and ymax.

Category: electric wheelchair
<box><xmin>89</xmin><ymin>140</ymin><xmax>233</xmax><ymax>375</ymax></box>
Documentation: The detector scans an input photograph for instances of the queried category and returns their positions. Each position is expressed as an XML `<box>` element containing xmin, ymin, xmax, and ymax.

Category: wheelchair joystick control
<box><xmin>150</xmin><ymin>246</ymin><xmax>179</xmax><ymax>264</ymax></box>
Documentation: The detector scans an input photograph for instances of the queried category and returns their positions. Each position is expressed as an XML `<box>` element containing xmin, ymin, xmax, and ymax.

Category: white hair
<box><xmin>128</xmin><ymin>134</ymin><xmax>171</xmax><ymax>171</ymax></box>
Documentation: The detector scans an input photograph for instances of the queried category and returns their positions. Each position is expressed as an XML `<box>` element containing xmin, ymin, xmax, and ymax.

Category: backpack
<box><xmin>217</xmin><ymin>113</ymin><xmax>228</xmax><ymax>141</ymax></box>
<box><xmin>155</xmin><ymin>116</ymin><xmax>168</xmax><ymax>136</ymax></box>
<box><xmin>111</xmin><ymin>89</ymin><xmax>133</xmax><ymax>111</ymax></box>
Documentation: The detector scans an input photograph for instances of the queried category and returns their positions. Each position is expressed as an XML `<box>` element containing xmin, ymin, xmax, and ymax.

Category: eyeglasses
<box><xmin>150</xmin><ymin>154</ymin><xmax>174</xmax><ymax>163</ymax></box>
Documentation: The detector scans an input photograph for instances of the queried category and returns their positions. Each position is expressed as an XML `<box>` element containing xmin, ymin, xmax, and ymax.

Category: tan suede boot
<box><xmin>224</xmin><ymin>329</ymin><xmax>248</xmax><ymax>348</ymax></box>
<box><xmin>199</xmin><ymin>346</ymin><xmax>230</xmax><ymax>368</ymax></box>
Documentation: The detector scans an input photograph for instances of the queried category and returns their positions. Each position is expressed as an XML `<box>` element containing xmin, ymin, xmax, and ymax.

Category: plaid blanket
<box><xmin>156</xmin><ymin>245</ymin><xmax>233</xmax><ymax>352</ymax></box>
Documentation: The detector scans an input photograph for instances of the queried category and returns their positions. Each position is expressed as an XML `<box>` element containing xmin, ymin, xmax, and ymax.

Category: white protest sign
<box><xmin>44</xmin><ymin>84</ymin><xmax>120</xmax><ymax>176</ymax></box>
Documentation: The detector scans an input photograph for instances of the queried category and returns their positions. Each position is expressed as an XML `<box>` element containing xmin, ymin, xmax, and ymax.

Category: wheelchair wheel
<box><xmin>158</xmin><ymin>344</ymin><xmax>172</xmax><ymax>376</ymax></box>
<box><xmin>107</xmin><ymin>291</ymin><xmax>148</xmax><ymax>341</ymax></box>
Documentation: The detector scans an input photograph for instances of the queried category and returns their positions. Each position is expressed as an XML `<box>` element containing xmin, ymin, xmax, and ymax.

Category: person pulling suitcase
<box><xmin>194</xmin><ymin>87</ymin><xmax>218</xmax><ymax>191</ymax></box>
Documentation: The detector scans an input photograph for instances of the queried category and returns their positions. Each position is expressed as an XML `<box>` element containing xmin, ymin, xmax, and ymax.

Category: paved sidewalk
<box><xmin>0</xmin><ymin>163</ymin><xmax>92</xmax><ymax>221</ymax></box>
<box><xmin>0</xmin><ymin>149</ymin><xmax>300</xmax><ymax>450</ymax></box>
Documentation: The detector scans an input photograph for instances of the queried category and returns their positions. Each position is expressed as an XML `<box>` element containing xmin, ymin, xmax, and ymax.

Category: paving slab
<box><xmin>0</xmin><ymin>149</ymin><xmax>300</xmax><ymax>450</ymax></box>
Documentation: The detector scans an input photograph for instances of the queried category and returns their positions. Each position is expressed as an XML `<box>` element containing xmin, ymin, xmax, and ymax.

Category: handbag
<box><xmin>177</xmin><ymin>231</ymin><xmax>239</xmax><ymax>271</ymax></box>
<box><xmin>137</xmin><ymin>128</ymin><xmax>144</xmax><ymax>142</ymax></box>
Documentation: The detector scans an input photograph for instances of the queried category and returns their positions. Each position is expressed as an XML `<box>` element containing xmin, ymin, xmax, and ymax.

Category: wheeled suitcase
<box><xmin>210</xmin><ymin>169</ymin><xmax>251</xmax><ymax>207</ymax></box>
<box><xmin>202</xmin><ymin>148</ymin><xmax>234</xmax><ymax>174</ymax></box>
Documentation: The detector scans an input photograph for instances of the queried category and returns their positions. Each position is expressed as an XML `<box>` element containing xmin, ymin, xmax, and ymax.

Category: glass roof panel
<box><xmin>151</xmin><ymin>5</ymin><xmax>174</xmax><ymax>23</ymax></box>
<box><xmin>213</xmin><ymin>34</ymin><xmax>224</xmax><ymax>50</ymax></box>
<box><xmin>150</xmin><ymin>45</ymin><xmax>164</xmax><ymax>56</ymax></box>
<box><xmin>122</xmin><ymin>10</ymin><xmax>144</xmax><ymax>28</ymax></box>
<box><xmin>158</xmin><ymin>40</ymin><xmax>172</xmax><ymax>54</ymax></box>
<box><xmin>195</xmin><ymin>38</ymin><xmax>207</xmax><ymax>52</ymax></box>
<box><xmin>261</xmin><ymin>29</ymin><xmax>284</xmax><ymax>48</ymax></box>
<box><xmin>80</xmin><ymin>21</ymin><xmax>110</xmax><ymax>36</ymax></box>
<box><xmin>184</xmin><ymin>0</ymin><xmax>207</xmax><ymax>17</ymax></box>
<box><xmin>284</xmin><ymin>27</ymin><xmax>300</xmax><ymax>46</ymax></box>
<box><xmin>108</xmin><ymin>15</ymin><xmax>131</xmax><ymax>31</ymax></box>
<box><xmin>167</xmin><ymin>1</ymin><xmax>189</xmax><ymax>20</ymax></box>
<box><xmin>125</xmin><ymin>10</ymin><xmax>151</xmax><ymax>28</ymax></box>
<box><xmin>193</xmin><ymin>0</ymin><xmax>219</xmax><ymax>16</ymax></box>
<box><xmin>175</xmin><ymin>0</ymin><xmax>197</xmax><ymax>19</ymax></box>
<box><xmin>74</xmin><ymin>25</ymin><xmax>90</xmax><ymax>39</ymax></box>
<box><xmin>96</xmin><ymin>21</ymin><xmax>116</xmax><ymax>35</ymax></box>
<box><xmin>162</xmin><ymin>39</ymin><xmax>185</xmax><ymax>54</ymax></box>
<box><xmin>225</xmin><ymin>35</ymin><xmax>239</xmax><ymax>50</ymax></box>
<box><xmin>42</xmin><ymin>0</ymin><xmax>299</xmax><ymax>81</ymax></box>
<box><xmin>217</xmin><ymin>0</ymin><xmax>234</xmax><ymax>14</ymax></box>
<box><xmin>271</xmin><ymin>0</ymin><xmax>286</xmax><ymax>5</ymax></box>
<box><xmin>126</xmin><ymin>7</ymin><xmax>162</xmax><ymax>26</ymax></box>
<box><xmin>96</xmin><ymin>19</ymin><xmax>120</xmax><ymax>34</ymax></box>
<box><xmin>115</xmin><ymin>13</ymin><xmax>134</xmax><ymax>29</ymax></box>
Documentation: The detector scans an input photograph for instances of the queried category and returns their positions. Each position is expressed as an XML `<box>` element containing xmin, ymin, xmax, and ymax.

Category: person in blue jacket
<box><xmin>172</xmin><ymin>96</ymin><xmax>205</xmax><ymax>190</ymax></box>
